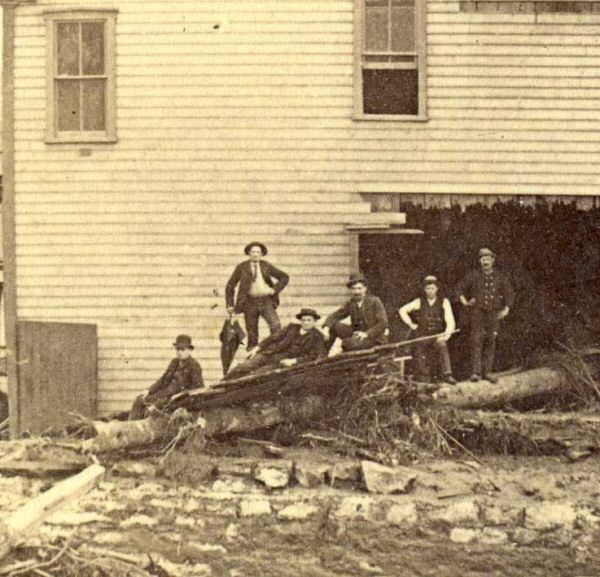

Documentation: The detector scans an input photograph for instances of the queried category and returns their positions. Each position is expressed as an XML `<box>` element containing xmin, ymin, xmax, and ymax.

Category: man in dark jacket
<box><xmin>225</xmin><ymin>308</ymin><xmax>325</xmax><ymax>380</ymax></box>
<box><xmin>323</xmin><ymin>273</ymin><xmax>388</xmax><ymax>352</ymax></box>
<box><xmin>456</xmin><ymin>248</ymin><xmax>515</xmax><ymax>383</ymax></box>
<box><xmin>129</xmin><ymin>335</ymin><xmax>204</xmax><ymax>420</ymax></box>
<box><xmin>225</xmin><ymin>242</ymin><xmax>289</xmax><ymax>350</ymax></box>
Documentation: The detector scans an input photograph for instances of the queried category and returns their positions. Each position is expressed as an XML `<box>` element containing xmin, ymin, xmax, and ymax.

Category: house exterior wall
<box><xmin>9</xmin><ymin>0</ymin><xmax>600</xmax><ymax>412</ymax></box>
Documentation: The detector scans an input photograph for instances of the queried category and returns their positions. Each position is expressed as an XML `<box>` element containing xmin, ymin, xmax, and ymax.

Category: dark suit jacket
<box><xmin>456</xmin><ymin>268</ymin><xmax>515</xmax><ymax>312</ymax></box>
<box><xmin>324</xmin><ymin>294</ymin><xmax>389</xmax><ymax>341</ymax></box>
<box><xmin>225</xmin><ymin>259</ymin><xmax>289</xmax><ymax>314</ymax></box>
<box><xmin>148</xmin><ymin>357</ymin><xmax>204</xmax><ymax>398</ymax></box>
<box><xmin>259</xmin><ymin>323</ymin><xmax>325</xmax><ymax>363</ymax></box>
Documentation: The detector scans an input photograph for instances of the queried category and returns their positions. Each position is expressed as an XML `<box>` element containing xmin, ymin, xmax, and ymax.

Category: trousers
<box><xmin>225</xmin><ymin>352</ymin><xmax>286</xmax><ymax>380</ymax></box>
<box><xmin>470</xmin><ymin>309</ymin><xmax>500</xmax><ymax>376</ymax></box>
<box><xmin>243</xmin><ymin>296</ymin><xmax>281</xmax><ymax>349</ymax></box>
<box><xmin>414</xmin><ymin>339</ymin><xmax>452</xmax><ymax>380</ymax></box>
<box><xmin>328</xmin><ymin>322</ymin><xmax>381</xmax><ymax>352</ymax></box>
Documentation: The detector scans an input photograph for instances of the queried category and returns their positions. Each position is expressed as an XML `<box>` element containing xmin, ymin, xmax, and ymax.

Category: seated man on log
<box><xmin>398</xmin><ymin>275</ymin><xmax>457</xmax><ymax>385</ymax></box>
<box><xmin>322</xmin><ymin>273</ymin><xmax>389</xmax><ymax>353</ymax></box>
<box><xmin>129</xmin><ymin>335</ymin><xmax>204</xmax><ymax>420</ymax></box>
<box><xmin>225</xmin><ymin>308</ymin><xmax>325</xmax><ymax>380</ymax></box>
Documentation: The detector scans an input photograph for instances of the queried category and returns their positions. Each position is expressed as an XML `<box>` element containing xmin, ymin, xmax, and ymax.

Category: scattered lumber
<box><xmin>0</xmin><ymin>464</ymin><xmax>105</xmax><ymax>562</ymax></box>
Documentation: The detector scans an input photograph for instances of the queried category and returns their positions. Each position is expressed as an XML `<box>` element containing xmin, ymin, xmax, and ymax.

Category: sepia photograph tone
<box><xmin>0</xmin><ymin>1</ymin><xmax>599</xmax><ymax>576</ymax></box>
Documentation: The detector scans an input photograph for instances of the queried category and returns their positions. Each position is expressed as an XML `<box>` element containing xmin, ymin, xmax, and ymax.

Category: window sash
<box><xmin>45</xmin><ymin>10</ymin><xmax>117</xmax><ymax>143</ymax></box>
<box><xmin>354</xmin><ymin>0</ymin><xmax>427</xmax><ymax>119</ymax></box>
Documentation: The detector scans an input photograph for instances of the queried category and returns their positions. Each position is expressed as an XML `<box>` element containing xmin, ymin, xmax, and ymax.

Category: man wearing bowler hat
<box><xmin>456</xmin><ymin>248</ymin><xmax>515</xmax><ymax>383</ymax></box>
<box><xmin>323</xmin><ymin>273</ymin><xmax>388</xmax><ymax>352</ymax></box>
<box><xmin>399</xmin><ymin>275</ymin><xmax>457</xmax><ymax>385</ymax></box>
<box><xmin>225</xmin><ymin>242</ymin><xmax>289</xmax><ymax>350</ymax></box>
<box><xmin>225</xmin><ymin>308</ymin><xmax>325</xmax><ymax>380</ymax></box>
<box><xmin>129</xmin><ymin>334</ymin><xmax>204</xmax><ymax>420</ymax></box>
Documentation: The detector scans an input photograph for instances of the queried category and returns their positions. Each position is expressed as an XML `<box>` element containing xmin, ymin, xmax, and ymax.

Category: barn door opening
<box><xmin>357</xmin><ymin>232</ymin><xmax>426</xmax><ymax>342</ymax></box>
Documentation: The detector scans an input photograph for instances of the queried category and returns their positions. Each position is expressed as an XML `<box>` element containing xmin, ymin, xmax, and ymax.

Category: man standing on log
<box><xmin>399</xmin><ymin>275</ymin><xmax>457</xmax><ymax>385</ymax></box>
<box><xmin>456</xmin><ymin>248</ymin><xmax>515</xmax><ymax>384</ymax></box>
<box><xmin>323</xmin><ymin>273</ymin><xmax>388</xmax><ymax>353</ymax></box>
<box><xmin>225</xmin><ymin>242</ymin><xmax>289</xmax><ymax>350</ymax></box>
<box><xmin>225</xmin><ymin>308</ymin><xmax>325</xmax><ymax>380</ymax></box>
<box><xmin>129</xmin><ymin>335</ymin><xmax>204</xmax><ymax>420</ymax></box>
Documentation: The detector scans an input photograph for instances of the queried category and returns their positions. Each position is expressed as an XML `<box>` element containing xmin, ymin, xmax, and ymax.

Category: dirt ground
<box><xmin>1</xmin><ymin>450</ymin><xmax>600</xmax><ymax>577</ymax></box>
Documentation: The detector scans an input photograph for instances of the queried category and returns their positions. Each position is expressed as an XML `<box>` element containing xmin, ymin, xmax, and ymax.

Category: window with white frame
<box><xmin>46</xmin><ymin>10</ymin><xmax>117</xmax><ymax>143</ymax></box>
<box><xmin>354</xmin><ymin>0</ymin><xmax>427</xmax><ymax>119</ymax></box>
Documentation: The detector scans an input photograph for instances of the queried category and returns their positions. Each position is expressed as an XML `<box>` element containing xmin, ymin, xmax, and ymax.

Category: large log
<box><xmin>84</xmin><ymin>397</ymin><xmax>325</xmax><ymax>453</ymax></box>
<box><xmin>0</xmin><ymin>464</ymin><xmax>105</xmax><ymax>561</ymax></box>
<box><xmin>436</xmin><ymin>367</ymin><xmax>571</xmax><ymax>410</ymax></box>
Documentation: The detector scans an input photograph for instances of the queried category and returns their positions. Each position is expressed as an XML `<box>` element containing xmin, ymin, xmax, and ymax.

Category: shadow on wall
<box><xmin>360</xmin><ymin>200</ymin><xmax>600</xmax><ymax>379</ymax></box>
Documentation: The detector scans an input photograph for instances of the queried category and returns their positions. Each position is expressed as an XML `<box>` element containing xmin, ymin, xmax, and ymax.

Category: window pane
<box><xmin>391</xmin><ymin>0</ymin><xmax>415</xmax><ymax>51</ymax></box>
<box><xmin>57</xmin><ymin>80</ymin><xmax>81</xmax><ymax>131</ymax></box>
<box><xmin>82</xmin><ymin>79</ymin><xmax>106</xmax><ymax>131</ymax></box>
<box><xmin>363</xmin><ymin>68</ymin><xmax>418</xmax><ymax>115</ymax></box>
<box><xmin>56</xmin><ymin>22</ymin><xmax>79</xmax><ymax>76</ymax></box>
<box><xmin>82</xmin><ymin>21</ymin><xmax>105</xmax><ymax>75</ymax></box>
<box><xmin>365</xmin><ymin>0</ymin><xmax>389</xmax><ymax>52</ymax></box>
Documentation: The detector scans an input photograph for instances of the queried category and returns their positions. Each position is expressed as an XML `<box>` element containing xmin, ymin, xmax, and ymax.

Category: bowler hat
<box><xmin>295</xmin><ymin>307</ymin><xmax>321</xmax><ymax>321</ymax></box>
<box><xmin>479</xmin><ymin>247</ymin><xmax>496</xmax><ymax>258</ymax></box>
<box><xmin>423</xmin><ymin>275</ymin><xmax>439</xmax><ymax>286</ymax></box>
<box><xmin>244</xmin><ymin>242</ymin><xmax>268</xmax><ymax>256</ymax></box>
<box><xmin>346</xmin><ymin>272</ymin><xmax>368</xmax><ymax>288</ymax></box>
<box><xmin>173</xmin><ymin>334</ymin><xmax>194</xmax><ymax>350</ymax></box>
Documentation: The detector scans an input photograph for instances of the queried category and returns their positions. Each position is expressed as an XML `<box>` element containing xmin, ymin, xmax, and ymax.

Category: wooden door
<box><xmin>16</xmin><ymin>321</ymin><xmax>97</xmax><ymax>435</ymax></box>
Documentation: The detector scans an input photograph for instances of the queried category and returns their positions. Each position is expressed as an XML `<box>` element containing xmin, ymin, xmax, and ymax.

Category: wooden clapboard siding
<box><xmin>11</xmin><ymin>0</ymin><xmax>600</xmax><ymax>413</ymax></box>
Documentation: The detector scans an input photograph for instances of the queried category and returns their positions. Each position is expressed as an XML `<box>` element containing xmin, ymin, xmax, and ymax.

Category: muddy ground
<box><xmin>1</xmin><ymin>449</ymin><xmax>600</xmax><ymax>577</ymax></box>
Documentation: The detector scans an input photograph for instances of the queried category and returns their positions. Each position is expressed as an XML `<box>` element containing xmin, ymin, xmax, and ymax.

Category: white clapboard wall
<box><xmin>11</xmin><ymin>0</ymin><xmax>600</xmax><ymax>413</ymax></box>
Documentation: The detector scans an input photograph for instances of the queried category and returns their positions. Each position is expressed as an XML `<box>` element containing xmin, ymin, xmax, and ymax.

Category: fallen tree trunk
<box><xmin>0</xmin><ymin>464</ymin><xmax>105</xmax><ymax>562</ymax></box>
<box><xmin>437</xmin><ymin>367</ymin><xmax>571</xmax><ymax>410</ymax></box>
<box><xmin>83</xmin><ymin>397</ymin><xmax>325</xmax><ymax>454</ymax></box>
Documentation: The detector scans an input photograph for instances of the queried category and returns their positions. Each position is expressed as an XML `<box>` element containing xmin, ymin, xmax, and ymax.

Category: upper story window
<box><xmin>45</xmin><ymin>10</ymin><xmax>117</xmax><ymax>143</ymax></box>
<box><xmin>354</xmin><ymin>0</ymin><xmax>427</xmax><ymax>120</ymax></box>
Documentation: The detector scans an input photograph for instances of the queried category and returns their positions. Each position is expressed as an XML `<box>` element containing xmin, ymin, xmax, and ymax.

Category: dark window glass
<box><xmin>82</xmin><ymin>22</ymin><xmax>105</xmax><ymax>75</ymax></box>
<box><xmin>363</xmin><ymin>69</ymin><xmax>418</xmax><ymax>115</ymax></box>
<box><xmin>57</xmin><ymin>80</ymin><xmax>80</xmax><ymax>131</ymax></box>
<box><xmin>82</xmin><ymin>79</ymin><xmax>106</xmax><ymax>131</ymax></box>
<box><xmin>56</xmin><ymin>22</ymin><xmax>79</xmax><ymax>76</ymax></box>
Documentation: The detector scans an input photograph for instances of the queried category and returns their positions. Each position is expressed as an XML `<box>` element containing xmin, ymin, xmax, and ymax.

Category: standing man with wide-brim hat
<box><xmin>225</xmin><ymin>308</ymin><xmax>325</xmax><ymax>380</ymax></box>
<box><xmin>456</xmin><ymin>248</ymin><xmax>515</xmax><ymax>383</ymax></box>
<box><xmin>323</xmin><ymin>273</ymin><xmax>388</xmax><ymax>353</ymax></box>
<box><xmin>225</xmin><ymin>242</ymin><xmax>289</xmax><ymax>350</ymax></box>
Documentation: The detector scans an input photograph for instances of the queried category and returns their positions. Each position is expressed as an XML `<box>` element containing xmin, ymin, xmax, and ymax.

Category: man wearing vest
<box><xmin>225</xmin><ymin>242</ymin><xmax>290</xmax><ymax>350</ymax></box>
<box><xmin>456</xmin><ymin>247</ymin><xmax>515</xmax><ymax>384</ymax></box>
<box><xmin>323</xmin><ymin>273</ymin><xmax>388</xmax><ymax>352</ymax></box>
<box><xmin>399</xmin><ymin>275</ymin><xmax>457</xmax><ymax>385</ymax></box>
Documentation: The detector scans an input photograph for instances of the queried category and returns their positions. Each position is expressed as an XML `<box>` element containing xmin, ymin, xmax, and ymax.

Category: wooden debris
<box><xmin>0</xmin><ymin>460</ymin><xmax>88</xmax><ymax>478</ymax></box>
<box><xmin>0</xmin><ymin>464</ymin><xmax>105</xmax><ymax>562</ymax></box>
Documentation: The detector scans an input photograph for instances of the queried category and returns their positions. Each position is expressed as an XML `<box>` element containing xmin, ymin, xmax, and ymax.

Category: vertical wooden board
<box><xmin>17</xmin><ymin>321</ymin><xmax>97</xmax><ymax>434</ymax></box>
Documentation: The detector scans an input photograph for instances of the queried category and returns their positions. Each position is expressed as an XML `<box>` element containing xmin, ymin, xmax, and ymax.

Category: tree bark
<box><xmin>436</xmin><ymin>367</ymin><xmax>569</xmax><ymax>410</ymax></box>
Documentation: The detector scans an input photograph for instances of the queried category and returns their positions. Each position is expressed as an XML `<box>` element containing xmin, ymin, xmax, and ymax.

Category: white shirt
<box><xmin>249</xmin><ymin>262</ymin><xmax>273</xmax><ymax>297</ymax></box>
<box><xmin>398</xmin><ymin>297</ymin><xmax>456</xmax><ymax>334</ymax></box>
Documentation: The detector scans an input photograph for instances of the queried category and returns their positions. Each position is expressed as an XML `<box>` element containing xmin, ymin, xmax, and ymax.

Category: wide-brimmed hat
<box><xmin>346</xmin><ymin>272</ymin><xmax>368</xmax><ymax>288</ymax></box>
<box><xmin>423</xmin><ymin>275</ymin><xmax>439</xmax><ymax>286</ymax></box>
<box><xmin>244</xmin><ymin>242</ymin><xmax>268</xmax><ymax>256</ymax></box>
<box><xmin>479</xmin><ymin>247</ymin><xmax>496</xmax><ymax>258</ymax></box>
<box><xmin>295</xmin><ymin>308</ymin><xmax>321</xmax><ymax>321</ymax></box>
<box><xmin>173</xmin><ymin>334</ymin><xmax>194</xmax><ymax>350</ymax></box>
